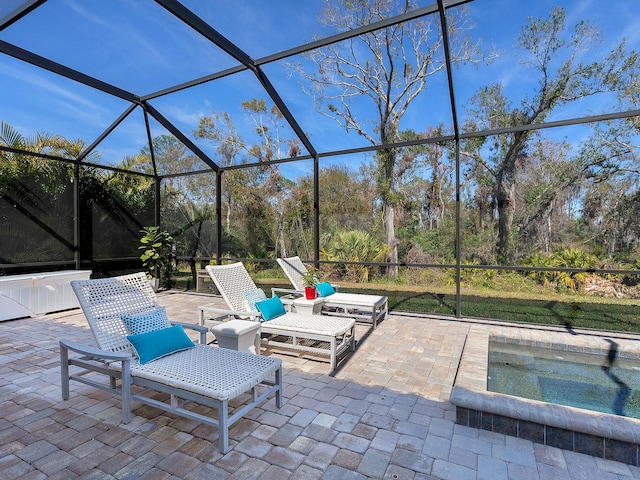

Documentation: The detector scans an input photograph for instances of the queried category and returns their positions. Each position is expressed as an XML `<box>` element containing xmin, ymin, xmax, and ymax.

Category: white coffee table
<box><xmin>210</xmin><ymin>319</ymin><xmax>261</xmax><ymax>354</ymax></box>
<box><xmin>281</xmin><ymin>296</ymin><xmax>324</xmax><ymax>315</ymax></box>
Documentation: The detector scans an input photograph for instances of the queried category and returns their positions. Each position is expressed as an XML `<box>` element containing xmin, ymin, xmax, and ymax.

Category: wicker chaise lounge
<box><xmin>276</xmin><ymin>256</ymin><xmax>388</xmax><ymax>329</ymax></box>
<box><xmin>59</xmin><ymin>272</ymin><xmax>283</xmax><ymax>453</ymax></box>
<box><xmin>201</xmin><ymin>263</ymin><xmax>356</xmax><ymax>371</ymax></box>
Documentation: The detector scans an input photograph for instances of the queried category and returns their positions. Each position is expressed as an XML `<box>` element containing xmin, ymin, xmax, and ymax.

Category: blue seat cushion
<box><xmin>255</xmin><ymin>296</ymin><xmax>286</xmax><ymax>321</ymax></box>
<box><xmin>316</xmin><ymin>282</ymin><xmax>336</xmax><ymax>297</ymax></box>
<box><xmin>127</xmin><ymin>324</ymin><xmax>195</xmax><ymax>364</ymax></box>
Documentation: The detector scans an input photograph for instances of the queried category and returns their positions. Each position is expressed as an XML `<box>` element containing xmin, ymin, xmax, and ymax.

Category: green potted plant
<box><xmin>301</xmin><ymin>268</ymin><xmax>319</xmax><ymax>300</ymax></box>
<box><xmin>139</xmin><ymin>226</ymin><xmax>177</xmax><ymax>291</ymax></box>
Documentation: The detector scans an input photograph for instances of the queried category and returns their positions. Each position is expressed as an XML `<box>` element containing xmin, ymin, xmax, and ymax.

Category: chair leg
<box><xmin>330</xmin><ymin>337</ymin><xmax>337</xmax><ymax>371</ymax></box>
<box><xmin>350</xmin><ymin>326</ymin><xmax>356</xmax><ymax>351</ymax></box>
<box><xmin>276</xmin><ymin>367</ymin><xmax>283</xmax><ymax>408</ymax></box>
<box><xmin>219</xmin><ymin>400</ymin><xmax>229</xmax><ymax>453</ymax></box>
<box><xmin>60</xmin><ymin>342</ymin><xmax>70</xmax><ymax>400</ymax></box>
<box><xmin>120</xmin><ymin>359</ymin><xmax>132</xmax><ymax>423</ymax></box>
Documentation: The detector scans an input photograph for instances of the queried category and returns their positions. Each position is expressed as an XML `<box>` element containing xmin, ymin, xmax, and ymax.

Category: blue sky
<box><xmin>1</xmin><ymin>0</ymin><xmax>638</xmax><ymax>174</ymax></box>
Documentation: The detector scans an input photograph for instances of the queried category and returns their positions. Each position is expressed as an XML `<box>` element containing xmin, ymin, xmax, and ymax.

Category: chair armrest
<box><xmin>331</xmin><ymin>283</ymin><xmax>340</xmax><ymax>292</ymax></box>
<box><xmin>271</xmin><ymin>287</ymin><xmax>302</xmax><ymax>298</ymax></box>
<box><xmin>59</xmin><ymin>339</ymin><xmax>133</xmax><ymax>416</ymax></box>
<box><xmin>171</xmin><ymin>321</ymin><xmax>208</xmax><ymax>344</ymax></box>
<box><xmin>198</xmin><ymin>306</ymin><xmax>262</xmax><ymax>325</ymax></box>
<box><xmin>59</xmin><ymin>339</ymin><xmax>131</xmax><ymax>361</ymax></box>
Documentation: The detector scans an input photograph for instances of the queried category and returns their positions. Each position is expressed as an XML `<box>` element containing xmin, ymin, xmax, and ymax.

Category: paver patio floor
<box><xmin>1</xmin><ymin>290</ymin><xmax>639</xmax><ymax>479</ymax></box>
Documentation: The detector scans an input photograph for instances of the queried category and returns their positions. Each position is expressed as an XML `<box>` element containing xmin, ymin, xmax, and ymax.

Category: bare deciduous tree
<box><xmin>291</xmin><ymin>0</ymin><xmax>489</xmax><ymax>277</ymax></box>
<box><xmin>461</xmin><ymin>7</ymin><xmax>639</xmax><ymax>264</ymax></box>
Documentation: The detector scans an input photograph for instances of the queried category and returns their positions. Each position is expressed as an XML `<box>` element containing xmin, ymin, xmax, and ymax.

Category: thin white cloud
<box><xmin>3</xmin><ymin>62</ymin><xmax>104</xmax><ymax>113</ymax></box>
<box><xmin>62</xmin><ymin>0</ymin><xmax>167</xmax><ymax>66</ymax></box>
<box><xmin>61</xmin><ymin>0</ymin><xmax>110</xmax><ymax>29</ymax></box>
<box><xmin>156</xmin><ymin>104</ymin><xmax>206</xmax><ymax>129</ymax></box>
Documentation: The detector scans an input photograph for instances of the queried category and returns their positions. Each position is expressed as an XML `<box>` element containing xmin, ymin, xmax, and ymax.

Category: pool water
<box><xmin>488</xmin><ymin>341</ymin><xmax>640</xmax><ymax>419</ymax></box>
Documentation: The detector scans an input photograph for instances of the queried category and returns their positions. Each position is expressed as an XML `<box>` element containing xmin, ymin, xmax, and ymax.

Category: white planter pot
<box><xmin>149</xmin><ymin>277</ymin><xmax>160</xmax><ymax>292</ymax></box>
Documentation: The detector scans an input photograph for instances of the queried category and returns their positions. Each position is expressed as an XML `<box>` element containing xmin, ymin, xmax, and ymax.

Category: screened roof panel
<box><xmin>260</xmin><ymin>61</ymin><xmax>351</xmax><ymax>153</ymax></box>
<box><xmin>85</xmin><ymin>107</ymin><xmax>150</xmax><ymax>168</ymax></box>
<box><xmin>180</xmin><ymin>0</ymin><xmax>439</xmax><ymax>61</ymax></box>
<box><xmin>149</xmin><ymin>70</ymin><xmax>311</xmax><ymax>167</ymax></box>
<box><xmin>180</xmin><ymin>0</ymin><xmax>328</xmax><ymax>60</ymax></box>
<box><xmin>147</xmin><ymin>116</ymin><xmax>213</xmax><ymax>175</ymax></box>
<box><xmin>1</xmin><ymin>0</ymin><xmax>637</xmax><ymax>177</ymax></box>
<box><xmin>0</xmin><ymin>53</ymin><xmax>130</xmax><ymax>144</ymax></box>
<box><xmin>455</xmin><ymin>0</ymin><xmax>640</xmax><ymax>133</ymax></box>
<box><xmin>0</xmin><ymin>0</ymin><xmax>241</xmax><ymax>95</ymax></box>
<box><xmin>0</xmin><ymin>0</ymin><xmax>31</xmax><ymax>20</ymax></box>
<box><xmin>88</xmin><ymin>110</ymin><xmax>213</xmax><ymax>175</ymax></box>
<box><xmin>263</xmin><ymin>12</ymin><xmax>454</xmax><ymax>153</ymax></box>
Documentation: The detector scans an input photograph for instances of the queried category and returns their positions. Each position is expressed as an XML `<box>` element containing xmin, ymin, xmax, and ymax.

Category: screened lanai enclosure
<box><xmin>1</xmin><ymin>0</ymin><xmax>639</xmax><ymax>327</ymax></box>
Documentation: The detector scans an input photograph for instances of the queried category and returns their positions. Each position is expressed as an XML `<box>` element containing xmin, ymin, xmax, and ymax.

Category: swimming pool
<box><xmin>488</xmin><ymin>341</ymin><xmax>640</xmax><ymax>419</ymax></box>
<box><xmin>450</xmin><ymin>325</ymin><xmax>640</xmax><ymax>466</ymax></box>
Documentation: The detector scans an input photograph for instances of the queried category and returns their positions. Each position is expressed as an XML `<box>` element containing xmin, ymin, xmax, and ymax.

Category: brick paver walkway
<box><xmin>1</xmin><ymin>290</ymin><xmax>639</xmax><ymax>479</ymax></box>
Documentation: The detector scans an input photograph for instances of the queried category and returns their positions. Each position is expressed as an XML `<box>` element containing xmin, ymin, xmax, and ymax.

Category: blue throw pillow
<box><xmin>244</xmin><ymin>288</ymin><xmax>267</xmax><ymax>312</ymax></box>
<box><xmin>316</xmin><ymin>282</ymin><xmax>336</xmax><ymax>297</ymax></box>
<box><xmin>121</xmin><ymin>306</ymin><xmax>172</xmax><ymax>335</ymax></box>
<box><xmin>126</xmin><ymin>325</ymin><xmax>195</xmax><ymax>364</ymax></box>
<box><xmin>255</xmin><ymin>296</ymin><xmax>286</xmax><ymax>321</ymax></box>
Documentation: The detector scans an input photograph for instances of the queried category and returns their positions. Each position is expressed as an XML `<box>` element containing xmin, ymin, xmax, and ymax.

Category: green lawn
<box><xmin>174</xmin><ymin>273</ymin><xmax>640</xmax><ymax>333</ymax></box>
<box><xmin>335</xmin><ymin>288</ymin><xmax>640</xmax><ymax>332</ymax></box>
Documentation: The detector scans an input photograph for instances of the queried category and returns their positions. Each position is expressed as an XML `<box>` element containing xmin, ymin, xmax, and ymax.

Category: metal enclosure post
<box><xmin>437</xmin><ymin>0</ymin><xmax>462</xmax><ymax>318</ymax></box>
<box><xmin>216</xmin><ymin>171</ymin><xmax>222</xmax><ymax>265</ymax></box>
<box><xmin>73</xmin><ymin>164</ymin><xmax>81</xmax><ymax>270</ymax></box>
<box><xmin>154</xmin><ymin>179</ymin><xmax>161</xmax><ymax>227</ymax></box>
<box><xmin>455</xmin><ymin>140</ymin><xmax>462</xmax><ymax>318</ymax></box>
<box><xmin>313</xmin><ymin>155</ymin><xmax>320</xmax><ymax>268</ymax></box>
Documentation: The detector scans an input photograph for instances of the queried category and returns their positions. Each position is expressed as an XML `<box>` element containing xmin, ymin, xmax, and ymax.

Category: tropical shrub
<box><xmin>321</xmin><ymin>230</ymin><xmax>389</xmax><ymax>282</ymax></box>
<box><xmin>524</xmin><ymin>247</ymin><xmax>598</xmax><ymax>292</ymax></box>
<box><xmin>139</xmin><ymin>226</ymin><xmax>177</xmax><ymax>288</ymax></box>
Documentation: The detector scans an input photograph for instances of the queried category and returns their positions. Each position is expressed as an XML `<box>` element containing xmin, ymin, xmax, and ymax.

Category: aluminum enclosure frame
<box><xmin>0</xmin><ymin>0</ymin><xmax>638</xmax><ymax>317</ymax></box>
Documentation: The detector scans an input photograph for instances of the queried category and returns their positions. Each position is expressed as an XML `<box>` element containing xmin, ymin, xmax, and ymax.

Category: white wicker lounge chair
<box><xmin>201</xmin><ymin>263</ymin><xmax>356</xmax><ymax>371</ymax></box>
<box><xmin>59</xmin><ymin>272</ymin><xmax>282</xmax><ymax>454</ymax></box>
<box><xmin>276</xmin><ymin>256</ymin><xmax>388</xmax><ymax>329</ymax></box>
